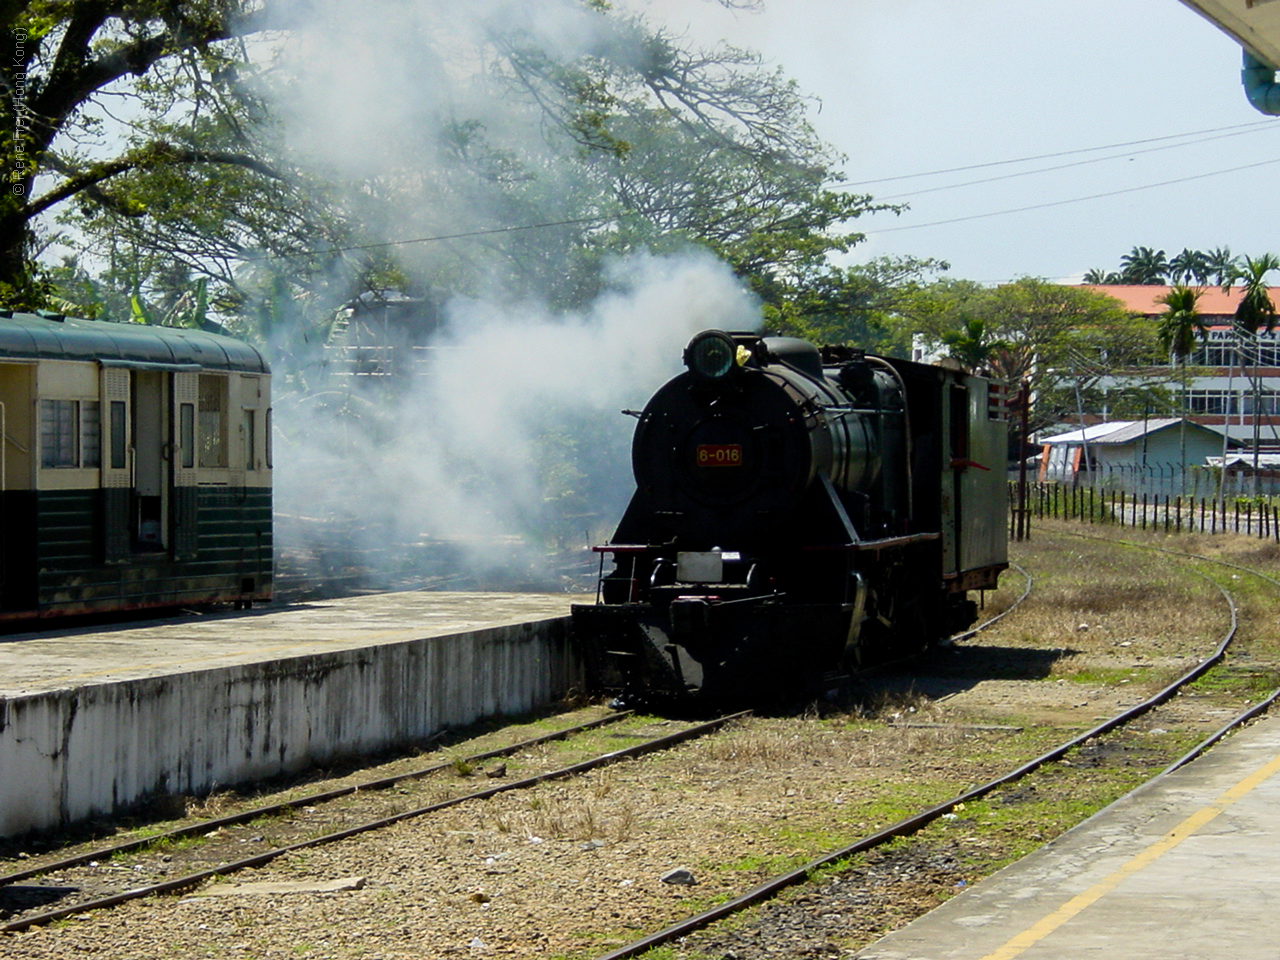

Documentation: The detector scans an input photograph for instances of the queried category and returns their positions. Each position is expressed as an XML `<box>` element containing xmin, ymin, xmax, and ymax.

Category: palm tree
<box><xmin>1227</xmin><ymin>253</ymin><xmax>1280</xmax><ymax>492</ymax></box>
<box><xmin>1157</xmin><ymin>285</ymin><xmax>1208</xmax><ymax>358</ymax></box>
<box><xmin>1082</xmin><ymin>267</ymin><xmax>1122</xmax><ymax>284</ymax></box>
<box><xmin>1158</xmin><ymin>285</ymin><xmax>1208</xmax><ymax>487</ymax></box>
<box><xmin>1120</xmin><ymin>246</ymin><xmax>1169</xmax><ymax>285</ymax></box>
<box><xmin>1232</xmin><ymin>253</ymin><xmax>1280</xmax><ymax>335</ymax></box>
<box><xmin>940</xmin><ymin>317</ymin><xmax>1011</xmax><ymax>374</ymax></box>
<box><xmin>1168</xmin><ymin>248</ymin><xmax>1211</xmax><ymax>286</ymax></box>
<box><xmin>1206</xmin><ymin>246</ymin><xmax>1240</xmax><ymax>289</ymax></box>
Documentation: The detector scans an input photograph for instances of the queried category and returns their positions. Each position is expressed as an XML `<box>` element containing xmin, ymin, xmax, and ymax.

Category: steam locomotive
<box><xmin>571</xmin><ymin>329</ymin><xmax>1008</xmax><ymax>706</ymax></box>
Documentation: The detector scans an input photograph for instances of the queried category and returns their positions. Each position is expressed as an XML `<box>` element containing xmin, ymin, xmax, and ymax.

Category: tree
<box><xmin>940</xmin><ymin>317</ymin><xmax>1010</xmax><ymax>374</ymax></box>
<box><xmin>1157</xmin><ymin>285</ymin><xmax>1209</xmax><ymax>359</ymax></box>
<box><xmin>1088</xmin><ymin>246</ymin><xmax>1240</xmax><ymax>289</ymax></box>
<box><xmin>1224</xmin><ymin>253</ymin><xmax>1280</xmax><ymax>487</ymax></box>
<box><xmin>382</xmin><ymin>15</ymin><xmax>896</xmax><ymax>312</ymax></box>
<box><xmin>6</xmin><ymin>0</ymin><xmax>897</xmax><ymax>357</ymax></box>
<box><xmin>0</xmin><ymin>1</ymin><xmax>308</xmax><ymax>308</ymax></box>
<box><xmin>1082</xmin><ymin>267</ymin><xmax>1121</xmax><ymax>284</ymax></box>
<box><xmin>1157</xmin><ymin>284</ymin><xmax>1208</xmax><ymax>476</ymax></box>
<box><xmin>758</xmin><ymin>255</ymin><xmax>949</xmax><ymax>352</ymax></box>
<box><xmin>1231</xmin><ymin>253</ymin><xmax>1280</xmax><ymax>335</ymax></box>
<box><xmin>1168</xmin><ymin>248</ymin><xmax>1211</xmax><ymax>286</ymax></box>
<box><xmin>1206</xmin><ymin>246</ymin><xmax>1240</xmax><ymax>287</ymax></box>
<box><xmin>1118</xmin><ymin>246</ymin><xmax>1168</xmax><ymax>285</ymax></box>
<box><xmin>899</xmin><ymin>278</ymin><xmax>1164</xmax><ymax>434</ymax></box>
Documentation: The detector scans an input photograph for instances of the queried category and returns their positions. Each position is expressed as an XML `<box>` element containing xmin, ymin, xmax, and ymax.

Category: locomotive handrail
<box><xmin>801</xmin><ymin>532</ymin><xmax>940</xmax><ymax>551</ymax></box>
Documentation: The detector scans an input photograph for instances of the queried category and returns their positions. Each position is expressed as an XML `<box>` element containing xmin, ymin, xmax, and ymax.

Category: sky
<box><xmin>625</xmin><ymin>0</ymin><xmax>1279</xmax><ymax>286</ymax></box>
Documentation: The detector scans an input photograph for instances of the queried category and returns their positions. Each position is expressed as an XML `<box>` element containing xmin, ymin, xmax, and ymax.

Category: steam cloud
<box><xmin>262</xmin><ymin>1</ymin><xmax>763</xmax><ymax>589</ymax></box>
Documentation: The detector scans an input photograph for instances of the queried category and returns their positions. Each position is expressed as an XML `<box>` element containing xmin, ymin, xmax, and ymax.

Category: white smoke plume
<box><xmin>274</xmin><ymin>253</ymin><xmax>758</xmax><ymax>587</ymax></box>
<box><xmin>259</xmin><ymin>1</ymin><xmax>764</xmax><ymax>588</ymax></box>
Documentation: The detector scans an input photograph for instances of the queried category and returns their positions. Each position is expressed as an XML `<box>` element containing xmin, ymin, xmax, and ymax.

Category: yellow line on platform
<box><xmin>979</xmin><ymin>749</ymin><xmax>1280</xmax><ymax>960</ymax></box>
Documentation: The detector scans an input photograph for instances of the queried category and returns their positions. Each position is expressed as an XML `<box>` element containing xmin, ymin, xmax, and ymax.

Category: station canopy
<box><xmin>1180</xmin><ymin>0</ymin><xmax>1280</xmax><ymax>67</ymax></box>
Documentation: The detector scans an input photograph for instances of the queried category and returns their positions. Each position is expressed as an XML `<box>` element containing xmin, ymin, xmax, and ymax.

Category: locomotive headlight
<box><xmin>684</xmin><ymin>330</ymin><xmax>739</xmax><ymax>383</ymax></box>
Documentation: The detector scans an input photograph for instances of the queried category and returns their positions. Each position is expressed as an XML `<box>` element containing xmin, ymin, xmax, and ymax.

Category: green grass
<box><xmin>1189</xmin><ymin>666</ymin><xmax>1280</xmax><ymax>699</ymax></box>
<box><xmin>1059</xmin><ymin>666</ymin><xmax>1152</xmax><ymax>685</ymax></box>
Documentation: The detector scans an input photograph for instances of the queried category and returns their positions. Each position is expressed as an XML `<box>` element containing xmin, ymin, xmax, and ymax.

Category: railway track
<box><xmin>6</xmin><ymin>531</ymin><xmax>1276</xmax><ymax>959</ymax></box>
<box><xmin>592</xmin><ymin>544</ymin><xmax>1247</xmax><ymax>959</ymax></box>
<box><xmin>0</xmin><ymin>710</ymin><xmax>746</xmax><ymax>932</ymax></box>
<box><xmin>616</xmin><ymin>530</ymin><xmax>1280</xmax><ymax>960</ymax></box>
<box><xmin>0</xmin><ymin>567</ymin><xmax>1032</xmax><ymax>939</ymax></box>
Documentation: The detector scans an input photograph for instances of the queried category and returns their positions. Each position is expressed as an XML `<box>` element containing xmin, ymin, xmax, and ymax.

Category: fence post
<box><xmin>1175</xmin><ymin>495</ymin><xmax>1182</xmax><ymax>533</ymax></box>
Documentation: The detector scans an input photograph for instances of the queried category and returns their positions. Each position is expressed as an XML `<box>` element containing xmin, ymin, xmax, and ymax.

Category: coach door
<box><xmin>100</xmin><ymin>367</ymin><xmax>132</xmax><ymax>561</ymax></box>
<box><xmin>947</xmin><ymin>383</ymin><xmax>970</xmax><ymax>572</ymax></box>
<box><xmin>101</xmin><ymin>367</ymin><xmax>187</xmax><ymax>560</ymax></box>
<box><xmin>171</xmin><ymin>372</ymin><xmax>199</xmax><ymax>560</ymax></box>
<box><xmin>132</xmin><ymin>370</ymin><xmax>169</xmax><ymax>552</ymax></box>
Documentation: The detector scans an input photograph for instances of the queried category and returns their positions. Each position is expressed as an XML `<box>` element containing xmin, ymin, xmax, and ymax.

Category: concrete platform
<box><xmin>855</xmin><ymin>714</ymin><xmax>1280</xmax><ymax>960</ymax></box>
<box><xmin>0</xmin><ymin>592</ymin><xmax>589</xmax><ymax>838</ymax></box>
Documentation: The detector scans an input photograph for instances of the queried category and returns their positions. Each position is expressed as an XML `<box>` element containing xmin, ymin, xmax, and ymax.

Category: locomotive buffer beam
<box><xmin>573</xmin><ymin>595</ymin><xmax>854</xmax><ymax>706</ymax></box>
<box><xmin>572</xmin><ymin>603</ymin><xmax>704</xmax><ymax>699</ymax></box>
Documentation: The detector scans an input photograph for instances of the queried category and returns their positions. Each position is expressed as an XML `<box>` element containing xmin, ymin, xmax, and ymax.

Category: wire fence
<box><xmin>1010</xmin><ymin>481</ymin><xmax>1280</xmax><ymax>542</ymax></box>
<box><xmin>1038</xmin><ymin>461</ymin><xmax>1280</xmax><ymax>499</ymax></box>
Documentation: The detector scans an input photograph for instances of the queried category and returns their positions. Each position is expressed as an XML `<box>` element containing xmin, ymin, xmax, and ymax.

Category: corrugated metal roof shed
<box><xmin>0</xmin><ymin>311</ymin><xmax>268</xmax><ymax>373</ymax></box>
<box><xmin>1209</xmin><ymin>454</ymin><xmax>1280</xmax><ymax>468</ymax></box>
<box><xmin>1039</xmin><ymin>419</ymin><xmax>1186</xmax><ymax>446</ymax></box>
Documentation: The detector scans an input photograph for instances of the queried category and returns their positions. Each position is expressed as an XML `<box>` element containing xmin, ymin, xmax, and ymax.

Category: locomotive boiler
<box><xmin>571</xmin><ymin>329</ymin><xmax>1008</xmax><ymax>706</ymax></box>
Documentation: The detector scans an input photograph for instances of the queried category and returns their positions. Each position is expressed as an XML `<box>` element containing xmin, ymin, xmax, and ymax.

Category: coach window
<box><xmin>243</xmin><ymin>409</ymin><xmax>256</xmax><ymax>470</ymax></box>
<box><xmin>40</xmin><ymin>400</ymin><xmax>75</xmax><ymax>467</ymax></box>
<box><xmin>180</xmin><ymin>403</ymin><xmax>195</xmax><ymax>469</ymax></box>
<box><xmin>81</xmin><ymin>401</ymin><xmax>101</xmax><ymax>466</ymax></box>
<box><xmin>40</xmin><ymin>399</ymin><xmax>101</xmax><ymax>468</ymax></box>
<box><xmin>109</xmin><ymin>401</ymin><xmax>127</xmax><ymax>470</ymax></box>
<box><xmin>197</xmin><ymin>374</ymin><xmax>228</xmax><ymax>469</ymax></box>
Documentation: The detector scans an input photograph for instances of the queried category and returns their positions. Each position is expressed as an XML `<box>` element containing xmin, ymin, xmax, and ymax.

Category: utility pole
<box><xmin>1016</xmin><ymin>381</ymin><xmax>1030</xmax><ymax>541</ymax></box>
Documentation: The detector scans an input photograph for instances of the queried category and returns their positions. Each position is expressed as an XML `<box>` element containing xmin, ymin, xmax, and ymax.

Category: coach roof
<box><xmin>0</xmin><ymin>310</ymin><xmax>268</xmax><ymax>373</ymax></box>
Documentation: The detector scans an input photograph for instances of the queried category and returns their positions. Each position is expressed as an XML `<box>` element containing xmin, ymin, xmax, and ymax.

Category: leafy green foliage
<box><xmin>1157</xmin><ymin>285</ymin><xmax>1207</xmax><ymax>359</ymax></box>
<box><xmin>1231</xmin><ymin>253</ymin><xmax>1280</xmax><ymax>335</ymax></box>
<box><xmin>1084</xmin><ymin>245</ymin><xmax>1245</xmax><ymax>288</ymax></box>
<box><xmin>1</xmin><ymin>2</ymin><xmax>291</xmax><ymax>309</ymax></box>
<box><xmin>761</xmin><ymin>255</ymin><xmax>950</xmax><ymax>353</ymax></box>
<box><xmin>901</xmin><ymin>278</ymin><xmax>1166</xmax><ymax>433</ymax></box>
<box><xmin>940</xmin><ymin>318</ymin><xmax>1011</xmax><ymax>372</ymax></box>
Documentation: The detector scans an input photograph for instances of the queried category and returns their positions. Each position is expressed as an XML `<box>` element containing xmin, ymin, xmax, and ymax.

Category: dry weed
<box><xmin>476</xmin><ymin>788</ymin><xmax>636</xmax><ymax>842</ymax></box>
<box><xmin>184</xmin><ymin>788</ymin><xmax>239</xmax><ymax>819</ymax></box>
